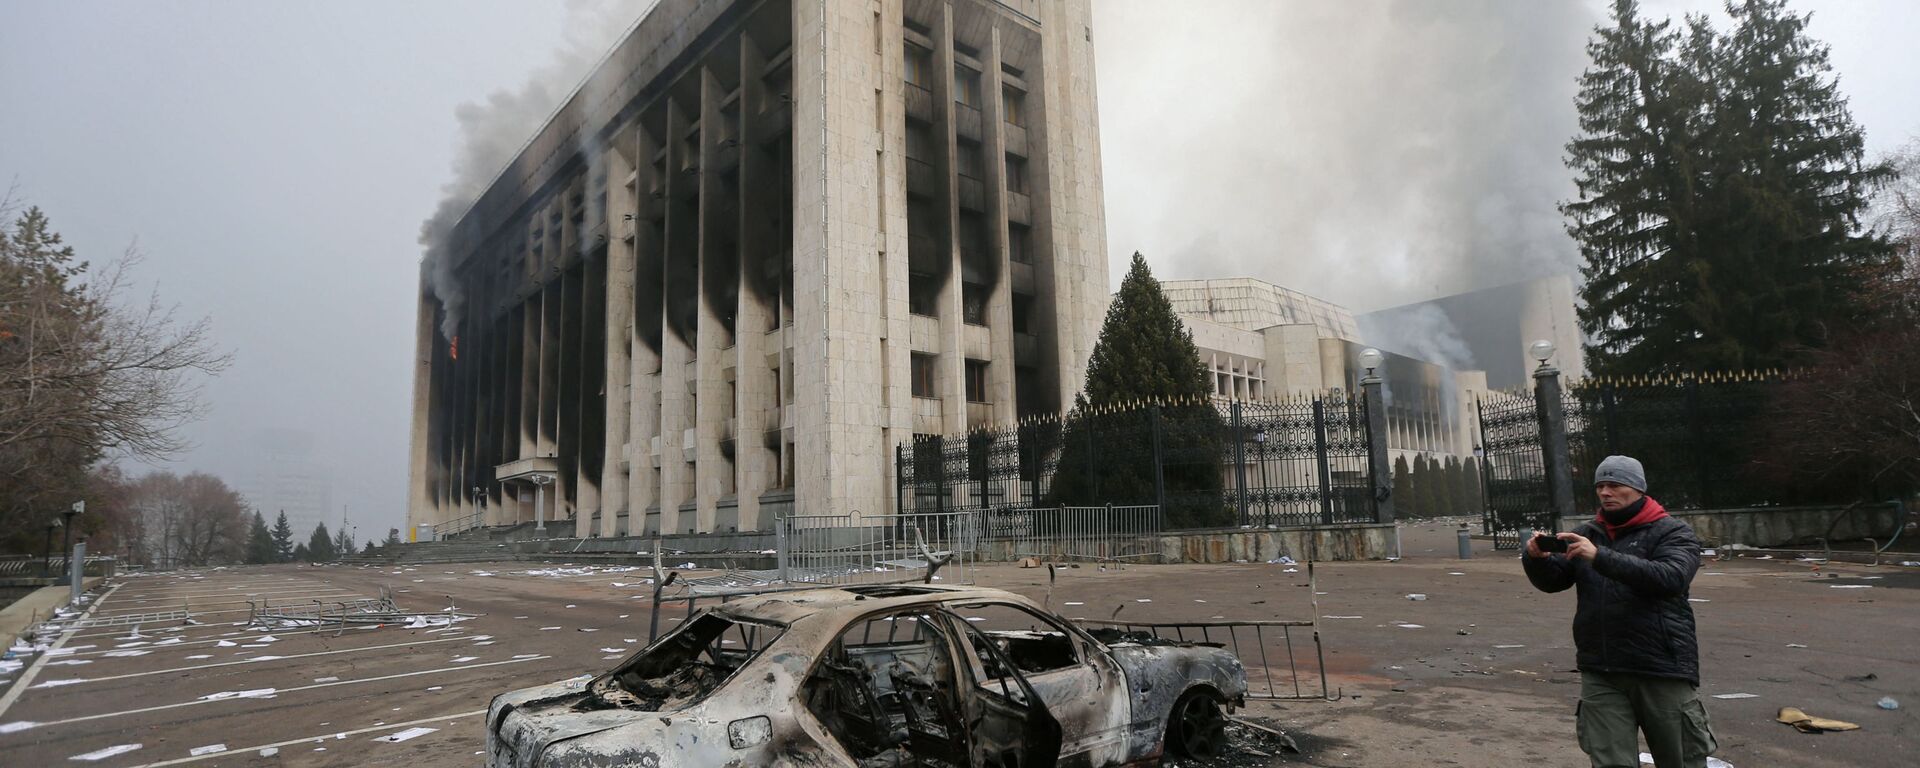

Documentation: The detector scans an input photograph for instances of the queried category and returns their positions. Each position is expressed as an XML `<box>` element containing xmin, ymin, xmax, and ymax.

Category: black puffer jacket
<box><xmin>1523</xmin><ymin>506</ymin><xmax>1704</xmax><ymax>685</ymax></box>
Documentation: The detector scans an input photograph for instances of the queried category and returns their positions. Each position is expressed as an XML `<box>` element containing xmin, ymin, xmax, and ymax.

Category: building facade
<box><xmin>409</xmin><ymin>0</ymin><xmax>1108</xmax><ymax>537</ymax></box>
<box><xmin>1161</xmin><ymin>277</ymin><xmax>1490</xmax><ymax>460</ymax></box>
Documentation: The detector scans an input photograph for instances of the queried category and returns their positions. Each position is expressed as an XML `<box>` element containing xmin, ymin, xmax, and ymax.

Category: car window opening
<box><xmin>585</xmin><ymin>613</ymin><xmax>784</xmax><ymax>712</ymax></box>
<box><xmin>805</xmin><ymin>611</ymin><xmax>970</xmax><ymax>767</ymax></box>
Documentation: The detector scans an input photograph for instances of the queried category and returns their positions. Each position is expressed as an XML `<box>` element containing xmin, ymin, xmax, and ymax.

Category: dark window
<box><xmin>1011</xmin><ymin>293</ymin><xmax>1034</xmax><ymax>334</ymax></box>
<box><xmin>965</xmin><ymin>360</ymin><xmax>989</xmax><ymax>403</ymax></box>
<box><xmin>956</xmin><ymin>141</ymin><xmax>984</xmax><ymax>180</ymax></box>
<box><xmin>904</xmin><ymin>44</ymin><xmax>933</xmax><ymax>89</ymax></box>
<box><xmin>1002</xmin><ymin>86</ymin><xmax>1025</xmax><ymax>127</ymax></box>
<box><xmin>953</xmin><ymin>66</ymin><xmax>981</xmax><ymax>107</ymax></box>
<box><xmin>962</xmin><ymin>282</ymin><xmax>987</xmax><ymax>326</ymax></box>
<box><xmin>911</xmin><ymin>353</ymin><xmax>937</xmax><ymax>398</ymax></box>
<box><xmin>1008</xmin><ymin>224</ymin><xmax>1031</xmax><ymax>264</ymax></box>
<box><xmin>906</xmin><ymin>122</ymin><xmax>937</xmax><ymax>164</ymax></box>
<box><xmin>1004</xmin><ymin>156</ymin><xmax>1028</xmax><ymax>194</ymax></box>
<box><xmin>909</xmin><ymin>273</ymin><xmax>939</xmax><ymax>317</ymax></box>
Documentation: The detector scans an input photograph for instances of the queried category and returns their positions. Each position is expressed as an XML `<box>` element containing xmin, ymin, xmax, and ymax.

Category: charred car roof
<box><xmin>706</xmin><ymin>584</ymin><xmax>1052</xmax><ymax>628</ymax></box>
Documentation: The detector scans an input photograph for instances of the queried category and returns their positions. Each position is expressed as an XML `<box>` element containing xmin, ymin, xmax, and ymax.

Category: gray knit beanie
<box><xmin>1594</xmin><ymin>455</ymin><xmax>1647</xmax><ymax>492</ymax></box>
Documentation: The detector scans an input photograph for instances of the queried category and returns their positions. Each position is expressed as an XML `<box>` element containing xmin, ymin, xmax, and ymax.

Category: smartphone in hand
<box><xmin>1534</xmin><ymin>534</ymin><xmax>1568</xmax><ymax>554</ymax></box>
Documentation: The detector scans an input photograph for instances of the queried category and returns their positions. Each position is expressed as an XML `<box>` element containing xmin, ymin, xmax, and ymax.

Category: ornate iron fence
<box><xmin>1476</xmin><ymin>388</ymin><xmax>1552</xmax><ymax>550</ymax></box>
<box><xmin>1566</xmin><ymin>373</ymin><xmax>1789</xmax><ymax>510</ymax></box>
<box><xmin>897</xmin><ymin>394</ymin><xmax>1379</xmax><ymax>530</ymax></box>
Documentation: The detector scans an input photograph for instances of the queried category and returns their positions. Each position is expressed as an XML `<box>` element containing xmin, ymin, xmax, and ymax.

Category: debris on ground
<box><xmin>1162</xmin><ymin>717</ymin><xmax>1303</xmax><ymax>766</ymax></box>
<box><xmin>1776</xmin><ymin>706</ymin><xmax>1860</xmax><ymax>733</ymax></box>
<box><xmin>1876</xmin><ymin>697</ymin><xmax>1899</xmax><ymax>710</ymax></box>
<box><xmin>1640</xmin><ymin>753</ymin><xmax>1734</xmax><ymax>767</ymax></box>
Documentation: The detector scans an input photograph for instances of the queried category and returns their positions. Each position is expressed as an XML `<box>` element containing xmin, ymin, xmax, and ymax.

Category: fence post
<box><xmin>775</xmin><ymin>516</ymin><xmax>790</xmax><ymax>584</ymax></box>
<box><xmin>934</xmin><ymin>435</ymin><xmax>948</xmax><ymax>515</ymax></box>
<box><xmin>1231</xmin><ymin>400</ymin><xmax>1249</xmax><ymax>527</ymax></box>
<box><xmin>1363</xmin><ymin>374</ymin><xmax>1395</xmax><ymax>524</ymax></box>
<box><xmin>1534</xmin><ymin>364</ymin><xmax>1575</xmax><ymax>531</ymax></box>
<box><xmin>1687</xmin><ymin>378</ymin><xmax>1708</xmax><ymax>507</ymax></box>
<box><xmin>896</xmin><ymin>443</ymin><xmax>906</xmax><ymax>515</ymax></box>
<box><xmin>1149</xmin><ymin>405</ymin><xmax>1167</xmax><ymax>515</ymax></box>
<box><xmin>1313</xmin><ymin>398</ymin><xmax>1334</xmax><ymax>526</ymax></box>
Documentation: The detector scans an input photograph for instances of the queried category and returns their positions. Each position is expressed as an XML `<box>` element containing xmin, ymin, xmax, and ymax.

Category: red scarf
<box><xmin>1597</xmin><ymin>496</ymin><xmax>1668</xmax><ymax>541</ymax></box>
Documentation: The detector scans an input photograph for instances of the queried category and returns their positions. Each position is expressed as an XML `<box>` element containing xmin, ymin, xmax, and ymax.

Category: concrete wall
<box><xmin>1156</xmin><ymin>524</ymin><xmax>1398</xmax><ymax>563</ymax></box>
<box><xmin>1559</xmin><ymin>503</ymin><xmax>1907</xmax><ymax>549</ymax></box>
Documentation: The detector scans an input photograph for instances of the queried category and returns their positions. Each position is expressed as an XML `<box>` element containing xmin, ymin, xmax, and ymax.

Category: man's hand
<box><xmin>1525</xmin><ymin>532</ymin><xmax>1550</xmax><ymax>559</ymax></box>
<box><xmin>1557</xmin><ymin>532</ymin><xmax>1598</xmax><ymax>562</ymax></box>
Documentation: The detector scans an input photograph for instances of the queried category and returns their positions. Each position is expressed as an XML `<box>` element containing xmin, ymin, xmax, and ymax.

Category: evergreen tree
<box><xmin>385</xmin><ymin>527</ymin><xmax>402</xmax><ymax>547</ymax></box>
<box><xmin>306</xmin><ymin>522</ymin><xmax>334</xmax><ymax>562</ymax></box>
<box><xmin>292</xmin><ymin>543</ymin><xmax>309</xmax><ymax>562</ymax></box>
<box><xmin>1566</xmin><ymin>0</ymin><xmax>1890</xmax><ymax>374</ymax></box>
<box><xmin>1047</xmin><ymin>253</ymin><xmax>1226</xmax><ymax>527</ymax></box>
<box><xmin>244</xmin><ymin>511</ymin><xmax>274</xmax><ymax>565</ymax></box>
<box><xmin>1410</xmin><ymin>455</ymin><xmax>1434</xmax><ymax>517</ymax></box>
<box><xmin>332</xmin><ymin>524</ymin><xmax>353</xmax><ymax>557</ymax></box>
<box><xmin>361</xmin><ymin>539</ymin><xmax>376</xmax><ymax>555</ymax></box>
<box><xmin>270</xmin><ymin>511</ymin><xmax>295</xmax><ymax>562</ymax></box>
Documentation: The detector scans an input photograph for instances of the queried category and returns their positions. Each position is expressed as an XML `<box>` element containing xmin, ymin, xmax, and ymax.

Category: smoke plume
<box><xmin>1096</xmin><ymin>0</ymin><xmax>1598</xmax><ymax>312</ymax></box>
<box><xmin>418</xmin><ymin>0</ymin><xmax>649</xmax><ymax>341</ymax></box>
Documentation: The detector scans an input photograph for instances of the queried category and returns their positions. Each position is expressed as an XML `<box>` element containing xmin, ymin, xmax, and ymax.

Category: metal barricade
<box><xmin>982</xmin><ymin>505</ymin><xmax>1164</xmax><ymax>564</ymax></box>
<box><xmin>774</xmin><ymin>510</ymin><xmax>978</xmax><ymax>588</ymax></box>
<box><xmin>1076</xmin><ymin>618</ymin><xmax>1335</xmax><ymax>701</ymax></box>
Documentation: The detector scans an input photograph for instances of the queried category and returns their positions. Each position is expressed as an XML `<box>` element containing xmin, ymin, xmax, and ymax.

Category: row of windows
<box><xmin>907</xmin><ymin>276</ymin><xmax>1038</xmax><ymax>332</ymax></box>
<box><xmin>910</xmin><ymin>353</ymin><xmax>991</xmax><ymax>402</ymax></box>
<box><xmin>904</xmin><ymin>44</ymin><xmax>1027</xmax><ymax>127</ymax></box>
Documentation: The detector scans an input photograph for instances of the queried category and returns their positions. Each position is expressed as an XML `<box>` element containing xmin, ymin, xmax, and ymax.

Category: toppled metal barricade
<box><xmin>246</xmin><ymin>588</ymin><xmax>478</xmax><ymax>633</ymax></box>
<box><xmin>1079</xmin><ymin>618</ymin><xmax>1335</xmax><ymax>701</ymax></box>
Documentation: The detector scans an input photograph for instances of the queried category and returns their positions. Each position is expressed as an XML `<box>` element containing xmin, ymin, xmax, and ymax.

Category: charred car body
<box><xmin>487</xmin><ymin>585</ymin><xmax>1245</xmax><ymax>767</ymax></box>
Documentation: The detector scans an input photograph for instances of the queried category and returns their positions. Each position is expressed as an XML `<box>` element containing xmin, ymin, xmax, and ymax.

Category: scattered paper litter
<box><xmin>1830</xmin><ymin>584</ymin><xmax>1872</xmax><ymax>589</ymax></box>
<box><xmin>314</xmin><ymin>676</ymin><xmax>340</xmax><ymax>683</ymax></box>
<box><xmin>1397</xmin><ymin>624</ymin><xmax>1425</xmax><ymax>629</ymax></box>
<box><xmin>1494</xmin><ymin>644</ymin><xmax>1526</xmax><ymax>649</ymax></box>
<box><xmin>185</xmin><ymin>655</ymin><xmax>213</xmax><ymax>660</ymax></box>
<box><xmin>373</xmin><ymin>727</ymin><xmax>438</xmax><ymax>743</ymax></box>
<box><xmin>189</xmin><ymin>744</ymin><xmax>228</xmax><ymax>756</ymax></box>
<box><xmin>1713</xmin><ymin>693</ymin><xmax>1759</xmax><ymax>699</ymax></box>
<box><xmin>1063</xmin><ymin>602</ymin><xmax>1084</xmax><ymax>606</ymax></box>
<box><xmin>198</xmin><ymin>688</ymin><xmax>277</xmax><ymax>701</ymax></box>
<box><xmin>256</xmin><ymin>635</ymin><xmax>280</xmax><ymax>642</ymax></box>
<box><xmin>450</xmin><ymin>656</ymin><xmax>478</xmax><ymax>663</ymax></box>
<box><xmin>1640</xmin><ymin>753</ymin><xmax>1734</xmax><ymax>768</ymax></box>
<box><xmin>538</xmin><ymin>626</ymin><xmax>562</xmax><ymax>631</ymax></box>
<box><xmin>215</xmin><ymin>640</ymin><xmax>237</xmax><ymax>647</ymax></box>
<box><xmin>31</xmin><ymin>679</ymin><xmax>86</xmax><ymax>689</ymax></box>
<box><xmin>69</xmin><ymin>743</ymin><xmax>143</xmax><ymax>761</ymax></box>
<box><xmin>48</xmin><ymin>659</ymin><xmax>93</xmax><ymax>666</ymax></box>
<box><xmin>1689</xmin><ymin>598</ymin><xmax>1711</xmax><ymax>602</ymax></box>
<box><xmin>259</xmin><ymin>748</ymin><xmax>279</xmax><ymax>757</ymax></box>
<box><xmin>1135</xmin><ymin>599</ymin><xmax>1152</xmax><ymax>603</ymax></box>
<box><xmin>1323</xmin><ymin>615</ymin><xmax>1364</xmax><ymax>619</ymax></box>
<box><xmin>0</xmin><ymin>722</ymin><xmax>38</xmax><ymax>734</ymax></box>
<box><xmin>1786</xmin><ymin>643</ymin><xmax>1808</xmax><ymax>648</ymax></box>
<box><xmin>600</xmin><ymin>648</ymin><xmax>625</xmax><ymax>653</ymax></box>
<box><xmin>103</xmin><ymin>649</ymin><xmax>152</xmax><ymax>657</ymax></box>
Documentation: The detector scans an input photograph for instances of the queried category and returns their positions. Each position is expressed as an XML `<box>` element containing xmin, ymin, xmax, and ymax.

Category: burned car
<box><xmin>487</xmin><ymin>584</ymin><xmax>1246</xmax><ymax>767</ymax></box>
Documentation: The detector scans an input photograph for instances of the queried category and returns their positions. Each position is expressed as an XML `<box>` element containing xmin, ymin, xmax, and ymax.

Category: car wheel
<box><xmin>1166</xmin><ymin>689</ymin><xmax>1227</xmax><ymax>759</ymax></box>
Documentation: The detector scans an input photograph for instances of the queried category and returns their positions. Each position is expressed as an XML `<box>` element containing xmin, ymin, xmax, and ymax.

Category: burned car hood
<box><xmin>489</xmin><ymin>678</ymin><xmax>656</xmax><ymax>768</ymax></box>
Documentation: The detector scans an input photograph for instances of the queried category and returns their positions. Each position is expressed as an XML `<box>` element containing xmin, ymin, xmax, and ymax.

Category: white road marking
<box><xmin>21</xmin><ymin>657</ymin><xmax>548</xmax><ymax>729</ymax></box>
<box><xmin>35</xmin><ymin>636</ymin><xmax>477</xmax><ymax>687</ymax></box>
<box><xmin>65</xmin><ymin>623</ymin><xmax>404</xmax><ymax>655</ymax></box>
<box><xmin>0</xmin><ymin>583</ymin><xmax>122</xmax><ymax>722</ymax></box>
<box><xmin>119</xmin><ymin>709</ymin><xmax>485</xmax><ymax>768</ymax></box>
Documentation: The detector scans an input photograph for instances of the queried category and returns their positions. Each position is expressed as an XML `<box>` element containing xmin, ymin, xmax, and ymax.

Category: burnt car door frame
<box><xmin>944</xmin><ymin>601</ymin><xmax>1130</xmax><ymax>764</ymax></box>
<box><xmin>953</xmin><ymin>617</ymin><xmax>1065</xmax><ymax>768</ymax></box>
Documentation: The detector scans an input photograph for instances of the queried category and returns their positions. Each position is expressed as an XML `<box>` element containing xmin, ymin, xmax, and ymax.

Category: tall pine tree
<box><xmin>1046</xmin><ymin>253</ymin><xmax>1226</xmax><ymax>527</ymax></box>
<box><xmin>306</xmin><ymin>522</ymin><xmax>335</xmax><ymax>562</ymax></box>
<box><xmin>1566</xmin><ymin>0</ymin><xmax>1889</xmax><ymax>374</ymax></box>
<box><xmin>269</xmin><ymin>511</ymin><xmax>295</xmax><ymax>563</ymax></box>
<box><xmin>244</xmin><ymin>511</ymin><xmax>274</xmax><ymax>565</ymax></box>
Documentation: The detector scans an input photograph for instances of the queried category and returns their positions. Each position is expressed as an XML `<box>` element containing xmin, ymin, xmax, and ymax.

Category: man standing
<box><xmin>1524</xmin><ymin>455</ymin><xmax>1718</xmax><ymax>768</ymax></box>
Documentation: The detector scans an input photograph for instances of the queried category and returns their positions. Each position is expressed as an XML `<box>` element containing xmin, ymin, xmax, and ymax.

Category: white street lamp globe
<box><xmin>1529</xmin><ymin>339</ymin><xmax>1556</xmax><ymax>364</ymax></box>
<box><xmin>1358</xmin><ymin>348</ymin><xmax>1384</xmax><ymax>374</ymax></box>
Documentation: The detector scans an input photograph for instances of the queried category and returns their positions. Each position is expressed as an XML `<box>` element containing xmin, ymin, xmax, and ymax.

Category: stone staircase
<box><xmin>338</xmin><ymin>538</ymin><xmax>518</xmax><ymax>566</ymax></box>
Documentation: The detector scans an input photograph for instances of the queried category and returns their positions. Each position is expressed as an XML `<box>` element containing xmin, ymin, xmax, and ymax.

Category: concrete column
<box><xmin>933</xmin><ymin>3</ymin><xmax>966</xmax><ymax>437</ymax></box>
<box><xmin>983</xmin><ymin>26</ymin><xmax>1016</xmax><ymax>426</ymax></box>
<box><xmin>631</xmin><ymin>126</ymin><xmax>664</xmax><ymax>537</ymax></box>
<box><xmin>1033</xmin><ymin>0</ymin><xmax>1107</xmax><ymax>408</ymax></box>
<box><xmin>793</xmin><ymin>0</ymin><xmax>891</xmax><ymax>520</ymax></box>
<box><xmin>658</xmin><ymin>101</ymin><xmax>695</xmax><ymax>534</ymax></box>
<box><xmin>602</xmin><ymin>145</ymin><xmax>637</xmax><ymax>538</ymax></box>
<box><xmin>1364</xmin><ymin>374</ymin><xmax>1395</xmax><ymax>523</ymax></box>
<box><xmin>406</xmin><ymin>288</ymin><xmax>436</xmax><ymax>529</ymax></box>
<box><xmin>693</xmin><ymin>67</ymin><xmax>733</xmax><ymax>535</ymax></box>
<box><xmin>735</xmin><ymin>36</ymin><xmax>773</xmax><ymax>532</ymax></box>
<box><xmin>520</xmin><ymin>291</ymin><xmax>539</xmax><ymax>463</ymax></box>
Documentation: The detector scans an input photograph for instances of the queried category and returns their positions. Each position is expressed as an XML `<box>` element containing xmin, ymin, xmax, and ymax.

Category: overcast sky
<box><xmin>2</xmin><ymin>1</ymin><xmax>1913</xmax><ymax>538</ymax></box>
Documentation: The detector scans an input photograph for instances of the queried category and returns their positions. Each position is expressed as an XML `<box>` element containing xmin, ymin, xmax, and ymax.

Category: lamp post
<box><xmin>1530</xmin><ymin>340</ymin><xmax>1575</xmax><ymax>532</ymax></box>
<box><xmin>1358</xmin><ymin>348</ymin><xmax>1395</xmax><ymax>523</ymax></box>
<box><xmin>531</xmin><ymin>474</ymin><xmax>554</xmax><ymax>535</ymax></box>
<box><xmin>57</xmin><ymin>503</ymin><xmax>80</xmax><ymax>584</ymax></box>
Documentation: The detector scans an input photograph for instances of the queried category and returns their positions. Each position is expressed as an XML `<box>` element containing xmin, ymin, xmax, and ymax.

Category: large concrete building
<box><xmin>409</xmin><ymin>0</ymin><xmax>1108</xmax><ymax>537</ymax></box>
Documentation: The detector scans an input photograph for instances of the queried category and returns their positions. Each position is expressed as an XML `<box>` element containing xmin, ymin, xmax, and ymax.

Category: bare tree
<box><xmin>0</xmin><ymin>198</ymin><xmax>229</xmax><ymax>551</ymax></box>
<box><xmin>128</xmin><ymin>471</ymin><xmax>248</xmax><ymax>568</ymax></box>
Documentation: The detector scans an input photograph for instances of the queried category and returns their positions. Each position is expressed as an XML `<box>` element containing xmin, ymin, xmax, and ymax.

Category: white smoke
<box><xmin>418</xmin><ymin>0</ymin><xmax>649</xmax><ymax>341</ymax></box>
<box><xmin>1097</xmin><ymin>0</ymin><xmax>1597</xmax><ymax>310</ymax></box>
<box><xmin>1354</xmin><ymin>304</ymin><xmax>1477</xmax><ymax>371</ymax></box>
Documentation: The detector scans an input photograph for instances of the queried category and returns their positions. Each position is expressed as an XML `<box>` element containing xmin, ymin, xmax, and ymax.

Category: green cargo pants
<box><xmin>1577</xmin><ymin>671</ymin><xmax>1718</xmax><ymax>768</ymax></box>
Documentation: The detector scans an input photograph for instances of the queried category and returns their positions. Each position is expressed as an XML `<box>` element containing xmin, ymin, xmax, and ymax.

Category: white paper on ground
<box><xmin>30</xmin><ymin>679</ymin><xmax>85</xmax><ymax>689</ymax></box>
<box><xmin>1712</xmin><ymin>693</ymin><xmax>1759</xmax><ymax>699</ymax></box>
<box><xmin>1641</xmin><ymin>753</ymin><xmax>1734</xmax><ymax>768</ymax></box>
<box><xmin>70</xmin><ymin>744</ymin><xmax>143</xmax><ymax>761</ymax></box>
<box><xmin>450</xmin><ymin>656</ymin><xmax>478</xmax><ymax>663</ymax></box>
<box><xmin>185</xmin><ymin>655</ymin><xmax>212</xmax><ymax>660</ymax></box>
<box><xmin>313</xmin><ymin>676</ymin><xmax>340</xmax><ymax>683</ymax></box>
<box><xmin>189</xmin><ymin>744</ymin><xmax>228</xmax><ymax>756</ymax></box>
<box><xmin>0</xmin><ymin>721</ymin><xmax>38</xmax><ymax>734</ymax></box>
<box><xmin>373</xmin><ymin>727</ymin><xmax>438</xmax><ymax>743</ymax></box>
<box><xmin>1323</xmin><ymin>615</ymin><xmax>1364</xmax><ymax>619</ymax></box>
